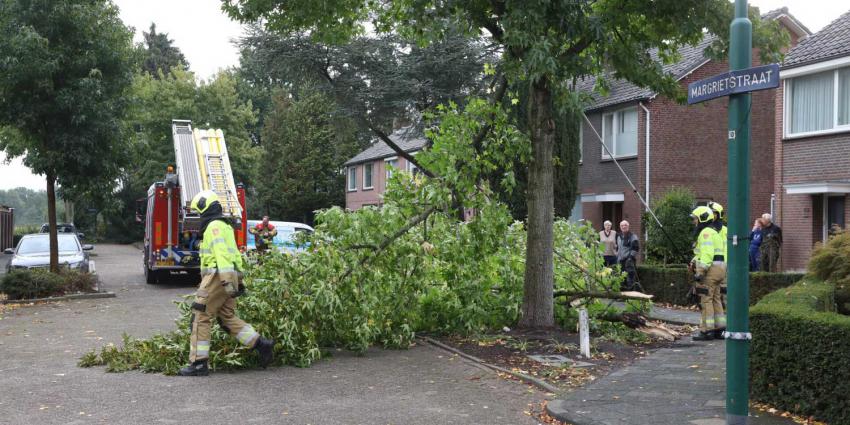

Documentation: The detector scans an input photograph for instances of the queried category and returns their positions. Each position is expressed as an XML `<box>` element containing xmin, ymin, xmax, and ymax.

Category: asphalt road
<box><xmin>0</xmin><ymin>244</ymin><xmax>544</xmax><ymax>424</ymax></box>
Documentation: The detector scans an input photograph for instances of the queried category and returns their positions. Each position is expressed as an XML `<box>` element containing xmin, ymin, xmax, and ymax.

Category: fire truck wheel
<box><xmin>145</xmin><ymin>266</ymin><xmax>158</xmax><ymax>284</ymax></box>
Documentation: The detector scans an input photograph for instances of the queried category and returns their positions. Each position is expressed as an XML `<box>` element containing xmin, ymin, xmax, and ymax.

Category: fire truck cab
<box><xmin>142</xmin><ymin>120</ymin><xmax>247</xmax><ymax>284</ymax></box>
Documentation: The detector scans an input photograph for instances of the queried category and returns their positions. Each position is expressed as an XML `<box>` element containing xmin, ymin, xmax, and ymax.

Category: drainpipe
<box><xmin>639</xmin><ymin>102</ymin><xmax>651</xmax><ymax>242</ymax></box>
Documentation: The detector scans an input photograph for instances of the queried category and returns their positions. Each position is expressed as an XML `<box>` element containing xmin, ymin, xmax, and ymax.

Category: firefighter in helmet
<box><xmin>179</xmin><ymin>190</ymin><xmax>274</xmax><ymax>376</ymax></box>
<box><xmin>707</xmin><ymin>201</ymin><xmax>728</xmax><ymax>308</ymax></box>
<box><xmin>249</xmin><ymin>215</ymin><xmax>278</xmax><ymax>254</ymax></box>
<box><xmin>689</xmin><ymin>206</ymin><xmax>727</xmax><ymax>341</ymax></box>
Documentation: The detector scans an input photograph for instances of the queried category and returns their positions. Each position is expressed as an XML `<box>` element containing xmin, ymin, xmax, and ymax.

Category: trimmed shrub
<box><xmin>751</xmin><ymin>279</ymin><xmax>850</xmax><ymax>424</ymax></box>
<box><xmin>0</xmin><ymin>268</ymin><xmax>98</xmax><ymax>300</ymax></box>
<box><xmin>637</xmin><ymin>264</ymin><xmax>804</xmax><ymax>306</ymax></box>
<box><xmin>808</xmin><ymin>230</ymin><xmax>850</xmax><ymax>285</ymax></box>
<box><xmin>1</xmin><ymin>269</ymin><xmax>64</xmax><ymax>300</ymax></box>
<box><xmin>641</xmin><ymin>187</ymin><xmax>695</xmax><ymax>265</ymax></box>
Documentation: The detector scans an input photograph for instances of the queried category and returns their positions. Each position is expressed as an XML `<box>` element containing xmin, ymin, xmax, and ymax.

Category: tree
<box><xmin>114</xmin><ymin>68</ymin><xmax>259</xmax><ymax>237</ymax></box>
<box><xmin>235</xmin><ymin>27</ymin><xmax>496</xmax><ymax>154</ymax></box>
<box><xmin>222</xmin><ymin>0</ymin><xmax>786</xmax><ymax>328</ymax></box>
<box><xmin>257</xmin><ymin>88</ymin><xmax>361</xmax><ymax>224</ymax></box>
<box><xmin>0</xmin><ymin>0</ymin><xmax>135</xmax><ymax>272</ymax></box>
<box><xmin>140</xmin><ymin>23</ymin><xmax>189</xmax><ymax>78</ymax></box>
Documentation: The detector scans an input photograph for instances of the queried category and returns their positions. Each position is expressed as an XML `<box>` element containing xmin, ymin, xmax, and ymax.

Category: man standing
<box><xmin>616</xmin><ymin>220</ymin><xmax>640</xmax><ymax>291</ymax></box>
<box><xmin>179</xmin><ymin>190</ymin><xmax>274</xmax><ymax>376</ymax></box>
<box><xmin>249</xmin><ymin>215</ymin><xmax>278</xmax><ymax>254</ymax></box>
<box><xmin>689</xmin><ymin>206</ymin><xmax>726</xmax><ymax>341</ymax></box>
<box><xmin>760</xmin><ymin>213</ymin><xmax>782</xmax><ymax>272</ymax></box>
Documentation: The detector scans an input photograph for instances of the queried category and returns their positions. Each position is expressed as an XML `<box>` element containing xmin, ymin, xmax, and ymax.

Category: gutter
<box><xmin>639</xmin><ymin>102</ymin><xmax>651</xmax><ymax>240</ymax></box>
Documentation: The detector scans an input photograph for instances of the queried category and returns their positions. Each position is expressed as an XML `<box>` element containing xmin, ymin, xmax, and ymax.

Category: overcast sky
<box><xmin>1</xmin><ymin>0</ymin><xmax>847</xmax><ymax>191</ymax></box>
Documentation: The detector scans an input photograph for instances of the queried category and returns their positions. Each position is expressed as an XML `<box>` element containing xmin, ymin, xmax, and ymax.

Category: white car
<box><xmin>246</xmin><ymin>220</ymin><xmax>314</xmax><ymax>253</ymax></box>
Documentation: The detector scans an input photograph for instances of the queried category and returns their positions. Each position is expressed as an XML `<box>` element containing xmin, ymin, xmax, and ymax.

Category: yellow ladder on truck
<box><xmin>193</xmin><ymin>128</ymin><xmax>242</xmax><ymax>217</ymax></box>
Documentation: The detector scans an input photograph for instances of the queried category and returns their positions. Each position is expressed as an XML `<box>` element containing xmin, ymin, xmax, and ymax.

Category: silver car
<box><xmin>4</xmin><ymin>234</ymin><xmax>93</xmax><ymax>273</ymax></box>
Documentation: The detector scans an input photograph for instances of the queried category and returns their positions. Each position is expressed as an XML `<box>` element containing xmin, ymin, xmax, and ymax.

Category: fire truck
<box><xmin>142</xmin><ymin>120</ymin><xmax>247</xmax><ymax>284</ymax></box>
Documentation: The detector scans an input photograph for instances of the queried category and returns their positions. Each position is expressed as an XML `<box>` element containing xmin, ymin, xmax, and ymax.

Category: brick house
<box><xmin>344</xmin><ymin>127</ymin><xmax>427</xmax><ymax>210</ymax></box>
<box><xmin>775</xmin><ymin>10</ymin><xmax>850</xmax><ymax>271</ymax></box>
<box><xmin>574</xmin><ymin>8</ymin><xmax>809</xmax><ymax>242</ymax></box>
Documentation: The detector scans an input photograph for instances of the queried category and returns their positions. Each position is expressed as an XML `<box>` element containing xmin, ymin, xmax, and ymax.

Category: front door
<box><xmin>827</xmin><ymin>195</ymin><xmax>845</xmax><ymax>236</ymax></box>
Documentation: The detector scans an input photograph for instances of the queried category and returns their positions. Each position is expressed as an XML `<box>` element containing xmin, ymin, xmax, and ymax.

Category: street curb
<box><xmin>545</xmin><ymin>399</ymin><xmax>590</xmax><ymax>425</ymax></box>
<box><xmin>1</xmin><ymin>291</ymin><xmax>116</xmax><ymax>305</ymax></box>
<box><xmin>418</xmin><ymin>336</ymin><xmax>561</xmax><ymax>394</ymax></box>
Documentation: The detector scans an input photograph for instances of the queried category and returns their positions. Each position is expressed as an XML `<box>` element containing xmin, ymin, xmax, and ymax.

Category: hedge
<box><xmin>750</xmin><ymin>279</ymin><xmax>850</xmax><ymax>424</ymax></box>
<box><xmin>0</xmin><ymin>269</ymin><xmax>98</xmax><ymax>300</ymax></box>
<box><xmin>636</xmin><ymin>264</ymin><xmax>804</xmax><ymax>306</ymax></box>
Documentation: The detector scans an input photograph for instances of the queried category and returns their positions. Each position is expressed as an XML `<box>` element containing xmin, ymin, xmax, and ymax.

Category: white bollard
<box><xmin>579</xmin><ymin>308</ymin><xmax>591</xmax><ymax>358</ymax></box>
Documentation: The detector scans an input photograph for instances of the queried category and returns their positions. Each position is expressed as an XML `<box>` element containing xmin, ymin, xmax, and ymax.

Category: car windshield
<box><xmin>17</xmin><ymin>235</ymin><xmax>79</xmax><ymax>255</ymax></box>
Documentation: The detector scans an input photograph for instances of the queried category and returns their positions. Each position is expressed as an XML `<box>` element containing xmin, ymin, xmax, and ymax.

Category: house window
<box><xmin>601</xmin><ymin>107</ymin><xmax>638</xmax><ymax>158</ymax></box>
<box><xmin>787</xmin><ymin>67</ymin><xmax>850</xmax><ymax>136</ymax></box>
<box><xmin>385</xmin><ymin>157</ymin><xmax>398</xmax><ymax>187</ymax></box>
<box><xmin>363</xmin><ymin>163</ymin><xmax>373</xmax><ymax>189</ymax></box>
<box><xmin>347</xmin><ymin>166</ymin><xmax>357</xmax><ymax>191</ymax></box>
<box><xmin>407</xmin><ymin>154</ymin><xmax>419</xmax><ymax>175</ymax></box>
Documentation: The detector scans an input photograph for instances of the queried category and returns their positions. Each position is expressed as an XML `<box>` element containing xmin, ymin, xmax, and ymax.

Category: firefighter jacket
<box><xmin>200</xmin><ymin>219</ymin><xmax>244</xmax><ymax>283</ymax></box>
<box><xmin>693</xmin><ymin>226</ymin><xmax>724</xmax><ymax>274</ymax></box>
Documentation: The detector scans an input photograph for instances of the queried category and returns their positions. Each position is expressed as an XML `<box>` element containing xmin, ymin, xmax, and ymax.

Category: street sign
<box><xmin>687</xmin><ymin>63</ymin><xmax>779</xmax><ymax>104</ymax></box>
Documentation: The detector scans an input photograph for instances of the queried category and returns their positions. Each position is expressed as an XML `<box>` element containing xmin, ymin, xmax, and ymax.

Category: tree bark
<box><xmin>518</xmin><ymin>78</ymin><xmax>556</xmax><ymax>329</ymax></box>
<box><xmin>46</xmin><ymin>171</ymin><xmax>59</xmax><ymax>273</ymax></box>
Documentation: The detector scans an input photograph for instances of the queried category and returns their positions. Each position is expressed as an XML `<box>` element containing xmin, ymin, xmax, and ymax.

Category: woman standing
<box><xmin>749</xmin><ymin>218</ymin><xmax>763</xmax><ymax>272</ymax></box>
<box><xmin>599</xmin><ymin>220</ymin><xmax>617</xmax><ymax>267</ymax></box>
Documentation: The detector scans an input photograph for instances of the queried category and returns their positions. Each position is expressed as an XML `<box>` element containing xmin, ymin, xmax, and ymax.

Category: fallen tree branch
<box><xmin>554</xmin><ymin>289</ymin><xmax>653</xmax><ymax>302</ymax></box>
<box><xmin>337</xmin><ymin>205</ymin><xmax>438</xmax><ymax>284</ymax></box>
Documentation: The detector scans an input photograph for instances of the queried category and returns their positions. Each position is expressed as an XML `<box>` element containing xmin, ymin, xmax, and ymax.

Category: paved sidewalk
<box><xmin>547</xmin><ymin>305</ymin><xmax>794</xmax><ymax>425</ymax></box>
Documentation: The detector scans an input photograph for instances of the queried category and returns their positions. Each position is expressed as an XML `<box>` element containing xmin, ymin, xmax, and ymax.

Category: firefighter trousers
<box><xmin>698</xmin><ymin>265</ymin><xmax>726</xmax><ymax>333</ymax></box>
<box><xmin>189</xmin><ymin>273</ymin><xmax>259</xmax><ymax>362</ymax></box>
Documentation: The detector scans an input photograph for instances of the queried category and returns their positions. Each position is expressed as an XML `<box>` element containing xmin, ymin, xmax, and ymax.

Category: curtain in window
<box><xmin>602</xmin><ymin>114</ymin><xmax>614</xmax><ymax>156</ymax></box>
<box><xmin>616</xmin><ymin>109</ymin><xmax>638</xmax><ymax>157</ymax></box>
<box><xmin>791</xmin><ymin>71</ymin><xmax>834</xmax><ymax>133</ymax></box>
<box><xmin>364</xmin><ymin>163</ymin><xmax>373</xmax><ymax>188</ymax></box>
<box><xmin>839</xmin><ymin>68</ymin><xmax>850</xmax><ymax>126</ymax></box>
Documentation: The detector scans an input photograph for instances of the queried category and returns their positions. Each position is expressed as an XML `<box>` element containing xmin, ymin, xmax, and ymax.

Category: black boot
<box><xmin>713</xmin><ymin>328</ymin><xmax>726</xmax><ymax>340</ymax></box>
<box><xmin>254</xmin><ymin>338</ymin><xmax>274</xmax><ymax>368</ymax></box>
<box><xmin>692</xmin><ymin>331</ymin><xmax>715</xmax><ymax>341</ymax></box>
<box><xmin>178</xmin><ymin>360</ymin><xmax>209</xmax><ymax>376</ymax></box>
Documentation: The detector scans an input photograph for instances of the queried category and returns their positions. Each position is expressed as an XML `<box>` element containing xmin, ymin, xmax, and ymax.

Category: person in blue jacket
<box><xmin>749</xmin><ymin>218</ymin><xmax>763</xmax><ymax>272</ymax></box>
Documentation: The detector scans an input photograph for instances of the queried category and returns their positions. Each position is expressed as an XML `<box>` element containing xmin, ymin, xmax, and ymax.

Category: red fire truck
<box><xmin>142</xmin><ymin>120</ymin><xmax>247</xmax><ymax>284</ymax></box>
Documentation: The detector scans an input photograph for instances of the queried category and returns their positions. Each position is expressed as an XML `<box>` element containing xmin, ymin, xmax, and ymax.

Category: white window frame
<box><xmin>384</xmin><ymin>156</ymin><xmax>398</xmax><ymax>188</ymax></box>
<box><xmin>601</xmin><ymin>107</ymin><xmax>638</xmax><ymax>159</ymax></box>
<box><xmin>347</xmin><ymin>166</ymin><xmax>357</xmax><ymax>192</ymax></box>
<box><xmin>784</xmin><ymin>65</ymin><xmax>850</xmax><ymax>139</ymax></box>
<box><xmin>406</xmin><ymin>152</ymin><xmax>419</xmax><ymax>174</ymax></box>
<box><xmin>363</xmin><ymin>163</ymin><xmax>374</xmax><ymax>190</ymax></box>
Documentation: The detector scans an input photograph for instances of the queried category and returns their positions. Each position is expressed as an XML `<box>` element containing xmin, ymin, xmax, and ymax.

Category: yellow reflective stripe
<box><xmin>236</xmin><ymin>325</ymin><xmax>258</xmax><ymax>345</ymax></box>
<box><xmin>217</xmin><ymin>266</ymin><xmax>236</xmax><ymax>273</ymax></box>
<box><xmin>704</xmin><ymin>318</ymin><xmax>715</xmax><ymax>326</ymax></box>
<box><xmin>195</xmin><ymin>341</ymin><xmax>210</xmax><ymax>358</ymax></box>
<box><xmin>716</xmin><ymin>316</ymin><xmax>727</xmax><ymax>326</ymax></box>
<box><xmin>208</xmin><ymin>237</ymin><xmax>228</xmax><ymax>246</ymax></box>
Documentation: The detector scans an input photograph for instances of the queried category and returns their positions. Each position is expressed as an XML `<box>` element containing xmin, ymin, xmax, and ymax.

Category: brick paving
<box><xmin>547</xmin><ymin>306</ymin><xmax>795</xmax><ymax>425</ymax></box>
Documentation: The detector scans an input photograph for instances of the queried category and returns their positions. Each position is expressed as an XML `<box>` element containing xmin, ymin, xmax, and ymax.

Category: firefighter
<box><xmin>707</xmin><ymin>201</ymin><xmax>728</xmax><ymax>308</ymax></box>
<box><xmin>179</xmin><ymin>190</ymin><xmax>274</xmax><ymax>376</ymax></box>
<box><xmin>249</xmin><ymin>215</ymin><xmax>278</xmax><ymax>254</ymax></box>
<box><xmin>689</xmin><ymin>206</ymin><xmax>726</xmax><ymax>341</ymax></box>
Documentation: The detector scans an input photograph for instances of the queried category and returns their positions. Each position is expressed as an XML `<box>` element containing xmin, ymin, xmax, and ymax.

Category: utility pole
<box><xmin>726</xmin><ymin>0</ymin><xmax>752</xmax><ymax>423</ymax></box>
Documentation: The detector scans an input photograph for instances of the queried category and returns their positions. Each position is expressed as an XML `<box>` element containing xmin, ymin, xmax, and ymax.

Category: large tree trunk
<box><xmin>519</xmin><ymin>78</ymin><xmax>556</xmax><ymax>329</ymax></box>
<box><xmin>46</xmin><ymin>172</ymin><xmax>59</xmax><ymax>273</ymax></box>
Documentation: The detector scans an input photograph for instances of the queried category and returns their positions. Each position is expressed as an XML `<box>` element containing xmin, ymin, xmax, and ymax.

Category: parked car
<box><xmin>40</xmin><ymin>222</ymin><xmax>85</xmax><ymax>240</ymax></box>
<box><xmin>4</xmin><ymin>233</ymin><xmax>93</xmax><ymax>273</ymax></box>
<box><xmin>246</xmin><ymin>220</ymin><xmax>314</xmax><ymax>253</ymax></box>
